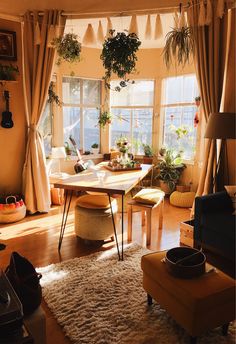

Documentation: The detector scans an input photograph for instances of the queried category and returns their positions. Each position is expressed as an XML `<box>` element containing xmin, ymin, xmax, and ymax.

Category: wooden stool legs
<box><xmin>127</xmin><ymin>198</ymin><xmax>164</xmax><ymax>246</ymax></box>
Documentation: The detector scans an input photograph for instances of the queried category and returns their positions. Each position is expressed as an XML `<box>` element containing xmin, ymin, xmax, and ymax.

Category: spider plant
<box><xmin>163</xmin><ymin>26</ymin><xmax>194</xmax><ymax>69</ymax></box>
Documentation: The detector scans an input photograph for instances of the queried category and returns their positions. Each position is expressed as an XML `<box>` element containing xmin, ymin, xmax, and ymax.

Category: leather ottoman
<box><xmin>141</xmin><ymin>251</ymin><xmax>235</xmax><ymax>343</ymax></box>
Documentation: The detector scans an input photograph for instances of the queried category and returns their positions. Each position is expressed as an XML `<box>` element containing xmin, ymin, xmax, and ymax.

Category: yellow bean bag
<box><xmin>170</xmin><ymin>191</ymin><xmax>195</xmax><ymax>208</ymax></box>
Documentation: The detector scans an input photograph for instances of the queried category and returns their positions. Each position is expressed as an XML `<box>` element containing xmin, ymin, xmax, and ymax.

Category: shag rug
<box><xmin>37</xmin><ymin>244</ymin><xmax>235</xmax><ymax>344</ymax></box>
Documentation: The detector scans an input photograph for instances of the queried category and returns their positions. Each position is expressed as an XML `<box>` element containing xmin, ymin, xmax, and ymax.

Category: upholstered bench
<box><xmin>141</xmin><ymin>251</ymin><xmax>235</xmax><ymax>343</ymax></box>
<box><xmin>74</xmin><ymin>194</ymin><xmax>117</xmax><ymax>241</ymax></box>
<box><xmin>127</xmin><ymin>188</ymin><xmax>165</xmax><ymax>246</ymax></box>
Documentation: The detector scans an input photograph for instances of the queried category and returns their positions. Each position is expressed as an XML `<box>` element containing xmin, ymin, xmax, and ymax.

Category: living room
<box><xmin>0</xmin><ymin>1</ymin><xmax>235</xmax><ymax>343</ymax></box>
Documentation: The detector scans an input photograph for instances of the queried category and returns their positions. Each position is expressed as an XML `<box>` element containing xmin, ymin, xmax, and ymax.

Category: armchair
<box><xmin>194</xmin><ymin>191</ymin><xmax>235</xmax><ymax>262</ymax></box>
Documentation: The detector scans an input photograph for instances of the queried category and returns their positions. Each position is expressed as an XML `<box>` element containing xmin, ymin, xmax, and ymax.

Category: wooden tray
<box><xmin>104</xmin><ymin>165</ymin><xmax>142</xmax><ymax>172</ymax></box>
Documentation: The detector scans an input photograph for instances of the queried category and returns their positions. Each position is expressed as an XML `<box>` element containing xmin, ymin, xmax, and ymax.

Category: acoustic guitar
<box><xmin>1</xmin><ymin>91</ymin><xmax>14</xmax><ymax>129</ymax></box>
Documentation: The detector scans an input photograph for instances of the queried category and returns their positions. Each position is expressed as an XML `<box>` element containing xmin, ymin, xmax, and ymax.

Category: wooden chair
<box><xmin>127</xmin><ymin>188</ymin><xmax>165</xmax><ymax>246</ymax></box>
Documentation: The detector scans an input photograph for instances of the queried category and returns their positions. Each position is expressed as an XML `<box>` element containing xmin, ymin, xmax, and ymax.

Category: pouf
<box><xmin>74</xmin><ymin>195</ymin><xmax>117</xmax><ymax>241</ymax></box>
<box><xmin>170</xmin><ymin>191</ymin><xmax>195</xmax><ymax>208</ymax></box>
<box><xmin>141</xmin><ymin>251</ymin><xmax>235</xmax><ymax>339</ymax></box>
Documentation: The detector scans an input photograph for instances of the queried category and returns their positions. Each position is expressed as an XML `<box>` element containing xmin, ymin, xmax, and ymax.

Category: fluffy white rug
<box><xmin>37</xmin><ymin>244</ymin><xmax>235</xmax><ymax>344</ymax></box>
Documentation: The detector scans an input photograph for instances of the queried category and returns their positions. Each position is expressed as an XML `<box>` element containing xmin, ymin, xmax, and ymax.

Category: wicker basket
<box><xmin>0</xmin><ymin>196</ymin><xmax>26</xmax><ymax>223</ymax></box>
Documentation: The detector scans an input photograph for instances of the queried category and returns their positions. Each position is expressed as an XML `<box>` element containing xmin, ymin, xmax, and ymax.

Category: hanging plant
<box><xmin>47</xmin><ymin>82</ymin><xmax>63</xmax><ymax>106</ymax></box>
<box><xmin>52</xmin><ymin>33</ymin><xmax>81</xmax><ymax>65</ymax></box>
<box><xmin>98</xmin><ymin>110</ymin><xmax>112</xmax><ymax>128</ymax></box>
<box><xmin>100</xmin><ymin>30</ymin><xmax>141</xmax><ymax>91</ymax></box>
<box><xmin>163</xmin><ymin>26</ymin><xmax>194</xmax><ymax>69</ymax></box>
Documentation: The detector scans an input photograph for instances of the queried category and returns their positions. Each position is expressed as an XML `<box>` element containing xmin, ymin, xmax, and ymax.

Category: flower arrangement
<box><xmin>116</xmin><ymin>136</ymin><xmax>130</xmax><ymax>153</ymax></box>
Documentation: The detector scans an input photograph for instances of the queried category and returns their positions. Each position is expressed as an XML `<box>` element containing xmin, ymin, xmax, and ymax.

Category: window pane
<box><xmin>163</xmin><ymin>106</ymin><xmax>197</xmax><ymax>160</ymax></box>
<box><xmin>63</xmin><ymin>107</ymin><xmax>81</xmax><ymax>151</ymax></box>
<box><xmin>133</xmin><ymin>109</ymin><xmax>153</xmax><ymax>154</ymax></box>
<box><xmin>38</xmin><ymin>103</ymin><xmax>52</xmax><ymax>158</ymax></box>
<box><xmin>83</xmin><ymin>108</ymin><xmax>100</xmax><ymax>151</ymax></box>
<box><xmin>83</xmin><ymin>80</ymin><xmax>100</xmax><ymax>105</ymax></box>
<box><xmin>62</xmin><ymin>77</ymin><xmax>80</xmax><ymax>104</ymax></box>
<box><xmin>165</xmin><ymin>75</ymin><xmax>198</xmax><ymax>104</ymax></box>
<box><xmin>110</xmin><ymin>80</ymin><xmax>154</xmax><ymax>106</ymax></box>
<box><xmin>110</xmin><ymin>109</ymin><xmax>131</xmax><ymax>148</ymax></box>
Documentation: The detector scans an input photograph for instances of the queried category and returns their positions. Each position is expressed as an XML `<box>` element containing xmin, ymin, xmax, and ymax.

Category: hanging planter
<box><xmin>100</xmin><ymin>30</ymin><xmax>141</xmax><ymax>91</ymax></box>
<box><xmin>163</xmin><ymin>25</ymin><xmax>194</xmax><ymax>69</ymax></box>
<box><xmin>98</xmin><ymin>111</ymin><xmax>112</xmax><ymax>128</ymax></box>
<box><xmin>52</xmin><ymin>33</ymin><xmax>82</xmax><ymax>65</ymax></box>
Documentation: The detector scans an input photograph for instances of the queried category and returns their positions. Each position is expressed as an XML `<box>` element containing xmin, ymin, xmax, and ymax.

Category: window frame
<box><xmin>160</xmin><ymin>74</ymin><xmax>198</xmax><ymax>162</ymax></box>
<box><xmin>62</xmin><ymin>76</ymin><xmax>102</xmax><ymax>153</ymax></box>
<box><xmin>110</xmin><ymin>79</ymin><xmax>155</xmax><ymax>154</ymax></box>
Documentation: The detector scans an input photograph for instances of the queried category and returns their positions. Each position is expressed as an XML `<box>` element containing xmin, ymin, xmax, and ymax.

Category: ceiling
<box><xmin>0</xmin><ymin>0</ymin><xmax>187</xmax><ymax>17</ymax></box>
<box><xmin>66</xmin><ymin>14</ymin><xmax>175</xmax><ymax>49</ymax></box>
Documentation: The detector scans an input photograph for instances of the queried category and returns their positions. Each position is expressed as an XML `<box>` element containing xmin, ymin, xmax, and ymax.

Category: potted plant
<box><xmin>143</xmin><ymin>144</ymin><xmax>153</xmax><ymax>164</ymax></box>
<box><xmin>156</xmin><ymin>149</ymin><xmax>186</xmax><ymax>194</ymax></box>
<box><xmin>52</xmin><ymin>33</ymin><xmax>81</xmax><ymax>65</ymax></box>
<box><xmin>98</xmin><ymin>111</ymin><xmax>112</xmax><ymax>128</ymax></box>
<box><xmin>100</xmin><ymin>30</ymin><xmax>141</xmax><ymax>91</ymax></box>
<box><xmin>91</xmin><ymin>143</ymin><xmax>99</xmax><ymax>155</ymax></box>
<box><xmin>64</xmin><ymin>142</ymin><xmax>72</xmax><ymax>156</ymax></box>
<box><xmin>0</xmin><ymin>63</ymin><xmax>19</xmax><ymax>81</ymax></box>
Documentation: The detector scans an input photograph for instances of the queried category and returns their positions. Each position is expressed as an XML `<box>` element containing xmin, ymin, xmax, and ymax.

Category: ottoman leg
<box><xmin>190</xmin><ymin>336</ymin><xmax>197</xmax><ymax>344</ymax></box>
<box><xmin>147</xmin><ymin>294</ymin><xmax>153</xmax><ymax>306</ymax></box>
<box><xmin>222</xmin><ymin>323</ymin><xmax>229</xmax><ymax>336</ymax></box>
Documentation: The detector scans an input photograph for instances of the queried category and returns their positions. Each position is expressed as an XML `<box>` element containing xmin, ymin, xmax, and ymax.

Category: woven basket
<box><xmin>0</xmin><ymin>196</ymin><xmax>26</xmax><ymax>223</ymax></box>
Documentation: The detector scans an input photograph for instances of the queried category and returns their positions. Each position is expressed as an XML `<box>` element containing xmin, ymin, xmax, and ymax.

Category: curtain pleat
<box><xmin>22</xmin><ymin>10</ymin><xmax>66</xmax><ymax>213</ymax></box>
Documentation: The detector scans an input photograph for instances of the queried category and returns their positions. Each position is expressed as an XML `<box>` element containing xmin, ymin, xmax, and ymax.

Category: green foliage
<box><xmin>163</xmin><ymin>26</ymin><xmax>194</xmax><ymax>69</ymax></box>
<box><xmin>174</xmin><ymin>126</ymin><xmax>188</xmax><ymax>140</ymax></box>
<box><xmin>48</xmin><ymin>82</ymin><xmax>63</xmax><ymax>106</ymax></box>
<box><xmin>0</xmin><ymin>63</ymin><xmax>19</xmax><ymax>80</ymax></box>
<box><xmin>98</xmin><ymin>111</ymin><xmax>112</xmax><ymax>128</ymax></box>
<box><xmin>156</xmin><ymin>149</ymin><xmax>186</xmax><ymax>192</ymax></box>
<box><xmin>143</xmin><ymin>144</ymin><xmax>153</xmax><ymax>157</ymax></box>
<box><xmin>91</xmin><ymin>143</ymin><xmax>99</xmax><ymax>148</ymax></box>
<box><xmin>52</xmin><ymin>33</ymin><xmax>81</xmax><ymax>64</ymax></box>
<box><xmin>195</xmin><ymin>96</ymin><xmax>201</xmax><ymax>102</ymax></box>
<box><xmin>100</xmin><ymin>30</ymin><xmax>141</xmax><ymax>91</ymax></box>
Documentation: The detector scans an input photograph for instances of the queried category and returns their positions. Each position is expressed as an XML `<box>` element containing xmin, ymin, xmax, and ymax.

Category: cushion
<box><xmin>133</xmin><ymin>188</ymin><xmax>165</xmax><ymax>205</ymax></box>
<box><xmin>224</xmin><ymin>185</ymin><xmax>236</xmax><ymax>214</ymax></box>
<box><xmin>170</xmin><ymin>191</ymin><xmax>195</xmax><ymax>208</ymax></box>
<box><xmin>75</xmin><ymin>195</ymin><xmax>115</xmax><ymax>209</ymax></box>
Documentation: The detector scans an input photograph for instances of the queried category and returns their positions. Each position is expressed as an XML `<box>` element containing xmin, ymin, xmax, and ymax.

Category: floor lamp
<box><xmin>204</xmin><ymin>112</ymin><xmax>236</xmax><ymax>189</ymax></box>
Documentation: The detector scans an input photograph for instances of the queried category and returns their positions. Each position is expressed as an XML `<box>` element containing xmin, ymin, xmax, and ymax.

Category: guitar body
<box><xmin>1</xmin><ymin>91</ymin><xmax>14</xmax><ymax>129</ymax></box>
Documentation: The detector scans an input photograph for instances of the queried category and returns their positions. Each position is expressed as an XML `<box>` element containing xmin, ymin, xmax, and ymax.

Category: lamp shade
<box><xmin>51</xmin><ymin>147</ymin><xmax>66</xmax><ymax>159</ymax></box>
<box><xmin>204</xmin><ymin>113</ymin><xmax>236</xmax><ymax>139</ymax></box>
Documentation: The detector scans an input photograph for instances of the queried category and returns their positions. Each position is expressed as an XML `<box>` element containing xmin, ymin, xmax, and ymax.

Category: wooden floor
<box><xmin>0</xmin><ymin>197</ymin><xmax>191</xmax><ymax>344</ymax></box>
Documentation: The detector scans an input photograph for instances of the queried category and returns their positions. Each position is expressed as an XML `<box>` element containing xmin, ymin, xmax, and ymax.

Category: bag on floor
<box><xmin>5</xmin><ymin>252</ymin><xmax>42</xmax><ymax>316</ymax></box>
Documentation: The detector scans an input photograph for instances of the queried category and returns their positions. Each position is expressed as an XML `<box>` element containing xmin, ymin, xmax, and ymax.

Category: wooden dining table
<box><xmin>53</xmin><ymin>162</ymin><xmax>153</xmax><ymax>260</ymax></box>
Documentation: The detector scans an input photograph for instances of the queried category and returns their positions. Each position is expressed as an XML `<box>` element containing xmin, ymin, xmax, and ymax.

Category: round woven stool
<box><xmin>74</xmin><ymin>195</ymin><xmax>117</xmax><ymax>241</ymax></box>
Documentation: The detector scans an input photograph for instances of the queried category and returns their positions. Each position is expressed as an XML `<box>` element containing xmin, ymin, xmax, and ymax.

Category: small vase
<box><xmin>121</xmin><ymin>152</ymin><xmax>129</xmax><ymax>164</ymax></box>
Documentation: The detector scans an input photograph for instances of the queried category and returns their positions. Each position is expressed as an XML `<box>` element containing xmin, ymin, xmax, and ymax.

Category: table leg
<box><xmin>58</xmin><ymin>189</ymin><xmax>73</xmax><ymax>251</ymax></box>
<box><xmin>121</xmin><ymin>194</ymin><xmax>124</xmax><ymax>260</ymax></box>
<box><xmin>108</xmin><ymin>195</ymin><xmax>121</xmax><ymax>261</ymax></box>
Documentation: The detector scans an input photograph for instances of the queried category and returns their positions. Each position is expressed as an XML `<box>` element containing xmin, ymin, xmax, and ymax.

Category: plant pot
<box><xmin>91</xmin><ymin>148</ymin><xmax>99</xmax><ymax>155</ymax></box>
<box><xmin>159</xmin><ymin>181</ymin><xmax>174</xmax><ymax>195</ymax></box>
<box><xmin>143</xmin><ymin>156</ymin><xmax>153</xmax><ymax>164</ymax></box>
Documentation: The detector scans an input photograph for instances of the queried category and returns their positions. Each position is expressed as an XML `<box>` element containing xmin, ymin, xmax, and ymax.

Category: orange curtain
<box><xmin>188</xmin><ymin>1</ymin><xmax>234</xmax><ymax>196</ymax></box>
<box><xmin>22</xmin><ymin>10</ymin><xmax>66</xmax><ymax>213</ymax></box>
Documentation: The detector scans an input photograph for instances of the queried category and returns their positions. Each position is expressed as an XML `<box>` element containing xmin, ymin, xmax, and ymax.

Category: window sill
<box><xmin>64</xmin><ymin>154</ymin><xmax>103</xmax><ymax>161</ymax></box>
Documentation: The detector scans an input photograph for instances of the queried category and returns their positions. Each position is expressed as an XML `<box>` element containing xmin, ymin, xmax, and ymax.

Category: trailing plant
<box><xmin>0</xmin><ymin>63</ymin><xmax>19</xmax><ymax>81</ymax></box>
<box><xmin>100</xmin><ymin>30</ymin><xmax>141</xmax><ymax>91</ymax></box>
<box><xmin>98</xmin><ymin>110</ymin><xmax>112</xmax><ymax>128</ymax></box>
<box><xmin>156</xmin><ymin>149</ymin><xmax>186</xmax><ymax>192</ymax></box>
<box><xmin>52</xmin><ymin>33</ymin><xmax>81</xmax><ymax>65</ymax></box>
<box><xmin>163</xmin><ymin>26</ymin><xmax>194</xmax><ymax>69</ymax></box>
<box><xmin>48</xmin><ymin>82</ymin><xmax>63</xmax><ymax>106</ymax></box>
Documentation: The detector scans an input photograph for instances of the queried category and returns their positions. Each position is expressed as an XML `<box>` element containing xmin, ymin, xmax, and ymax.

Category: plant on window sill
<box><xmin>100</xmin><ymin>30</ymin><xmax>141</xmax><ymax>91</ymax></box>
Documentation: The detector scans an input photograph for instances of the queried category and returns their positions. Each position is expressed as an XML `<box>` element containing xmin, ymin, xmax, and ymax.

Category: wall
<box><xmin>0</xmin><ymin>19</ymin><xmax>26</xmax><ymax>195</ymax></box>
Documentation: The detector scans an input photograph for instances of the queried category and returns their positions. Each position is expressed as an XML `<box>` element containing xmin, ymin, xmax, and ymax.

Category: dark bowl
<box><xmin>165</xmin><ymin>247</ymin><xmax>206</xmax><ymax>279</ymax></box>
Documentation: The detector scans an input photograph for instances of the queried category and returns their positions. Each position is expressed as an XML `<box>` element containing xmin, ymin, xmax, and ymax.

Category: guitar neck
<box><xmin>4</xmin><ymin>91</ymin><xmax>10</xmax><ymax>112</ymax></box>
